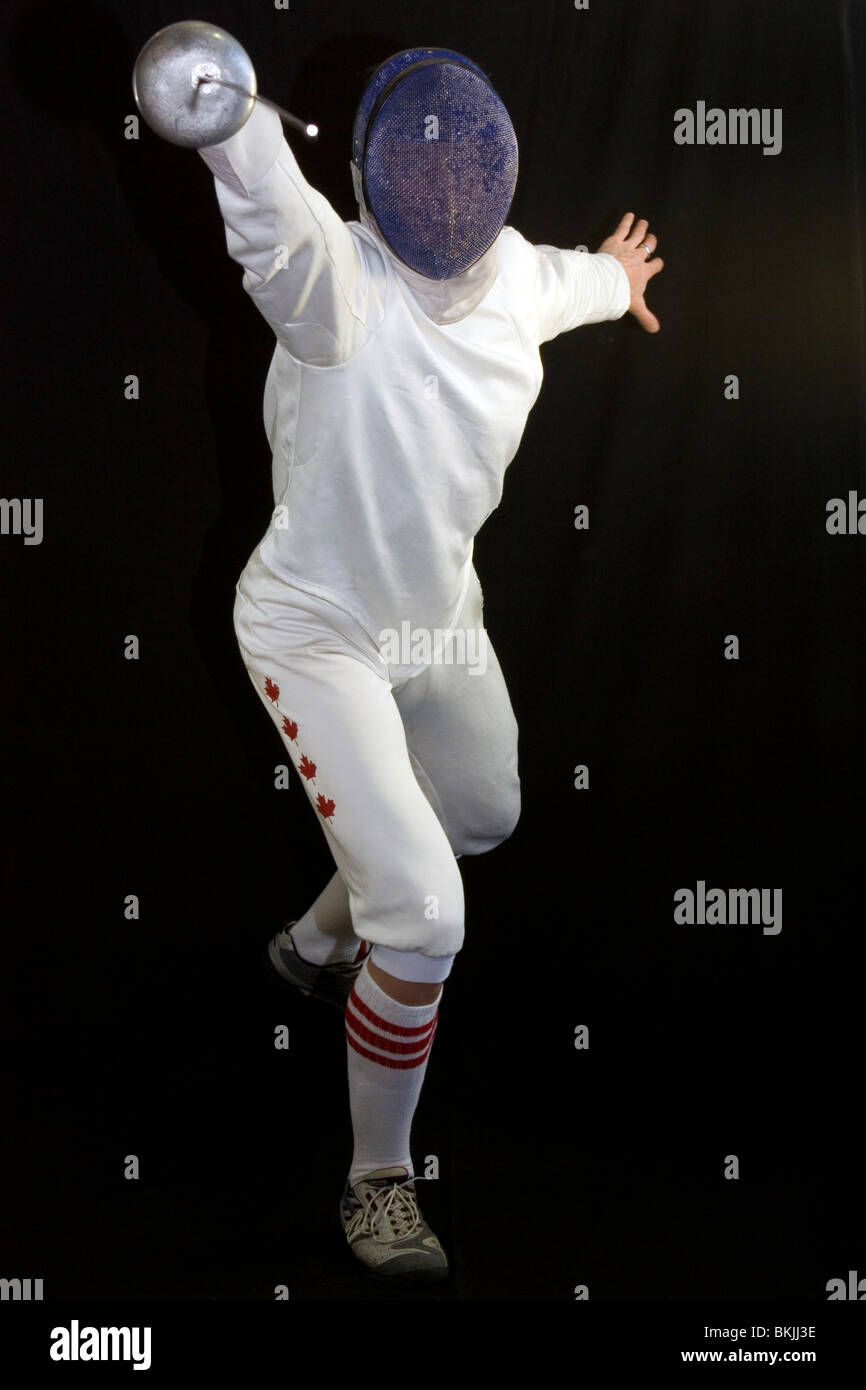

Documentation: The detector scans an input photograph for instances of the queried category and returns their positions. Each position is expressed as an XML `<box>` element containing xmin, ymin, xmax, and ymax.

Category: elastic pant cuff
<box><xmin>369</xmin><ymin>944</ymin><xmax>456</xmax><ymax>984</ymax></box>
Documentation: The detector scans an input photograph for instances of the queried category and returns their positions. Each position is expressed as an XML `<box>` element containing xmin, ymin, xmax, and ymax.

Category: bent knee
<box><xmin>354</xmin><ymin>852</ymin><xmax>465</xmax><ymax>957</ymax></box>
<box><xmin>454</xmin><ymin>779</ymin><xmax>521</xmax><ymax>855</ymax></box>
<box><xmin>411</xmin><ymin>860</ymin><xmax>465</xmax><ymax>956</ymax></box>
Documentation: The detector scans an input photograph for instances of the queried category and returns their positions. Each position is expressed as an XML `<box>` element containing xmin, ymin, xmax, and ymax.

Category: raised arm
<box><xmin>198</xmin><ymin>102</ymin><xmax>381</xmax><ymax>365</ymax></box>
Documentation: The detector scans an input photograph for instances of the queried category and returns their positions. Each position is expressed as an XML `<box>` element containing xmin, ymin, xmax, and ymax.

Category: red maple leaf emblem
<box><xmin>299</xmin><ymin>754</ymin><xmax>317</xmax><ymax>780</ymax></box>
<box><xmin>282</xmin><ymin>717</ymin><xmax>298</xmax><ymax>741</ymax></box>
<box><xmin>264</xmin><ymin>677</ymin><xmax>280</xmax><ymax>704</ymax></box>
<box><xmin>316</xmin><ymin>794</ymin><xmax>335</xmax><ymax>819</ymax></box>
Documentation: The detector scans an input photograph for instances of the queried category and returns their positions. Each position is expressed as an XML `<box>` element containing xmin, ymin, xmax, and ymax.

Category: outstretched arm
<box><xmin>532</xmin><ymin>211</ymin><xmax>664</xmax><ymax>343</ymax></box>
<box><xmin>533</xmin><ymin>241</ymin><xmax>631</xmax><ymax>343</ymax></box>
<box><xmin>198</xmin><ymin>102</ymin><xmax>379</xmax><ymax>365</ymax></box>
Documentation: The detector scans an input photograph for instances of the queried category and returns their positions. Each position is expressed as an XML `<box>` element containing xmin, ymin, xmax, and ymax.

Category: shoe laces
<box><xmin>358</xmin><ymin>1175</ymin><xmax>423</xmax><ymax>1242</ymax></box>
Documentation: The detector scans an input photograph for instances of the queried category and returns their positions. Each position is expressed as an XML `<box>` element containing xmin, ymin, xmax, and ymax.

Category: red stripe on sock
<box><xmin>345</xmin><ymin>1000</ymin><xmax>437</xmax><ymax>1056</ymax></box>
<box><xmin>348</xmin><ymin>986</ymin><xmax>438</xmax><ymax>1038</ymax></box>
<box><xmin>346</xmin><ymin>1024</ymin><xmax>437</xmax><ymax>1070</ymax></box>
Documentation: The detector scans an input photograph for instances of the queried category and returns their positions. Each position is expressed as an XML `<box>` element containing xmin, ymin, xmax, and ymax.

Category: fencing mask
<box><xmin>351</xmin><ymin>48</ymin><xmax>518</xmax><ymax>282</ymax></box>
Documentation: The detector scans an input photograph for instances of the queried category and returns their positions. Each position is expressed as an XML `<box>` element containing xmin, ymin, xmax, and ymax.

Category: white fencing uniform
<box><xmin>200</xmin><ymin>103</ymin><xmax>630</xmax><ymax>982</ymax></box>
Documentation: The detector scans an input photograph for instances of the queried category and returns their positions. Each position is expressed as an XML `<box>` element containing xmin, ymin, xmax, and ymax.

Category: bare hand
<box><xmin>596</xmin><ymin>212</ymin><xmax>664</xmax><ymax>333</ymax></box>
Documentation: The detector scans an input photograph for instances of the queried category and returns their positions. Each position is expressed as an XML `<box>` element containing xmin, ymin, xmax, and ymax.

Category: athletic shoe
<box><xmin>265</xmin><ymin>920</ymin><xmax>368</xmax><ymax>1011</ymax></box>
<box><xmin>339</xmin><ymin>1165</ymin><xmax>449</xmax><ymax>1283</ymax></box>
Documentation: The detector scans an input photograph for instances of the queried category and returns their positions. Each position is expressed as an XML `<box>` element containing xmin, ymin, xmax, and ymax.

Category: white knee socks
<box><xmin>345</xmin><ymin>957</ymin><xmax>442</xmax><ymax>1188</ymax></box>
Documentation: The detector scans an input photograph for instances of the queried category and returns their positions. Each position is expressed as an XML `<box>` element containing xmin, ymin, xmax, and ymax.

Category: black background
<box><xmin>2</xmin><ymin>0</ymin><xmax>864</xmax><ymax>1305</ymax></box>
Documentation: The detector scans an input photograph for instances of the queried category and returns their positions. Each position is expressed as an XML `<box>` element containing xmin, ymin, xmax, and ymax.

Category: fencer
<box><xmin>179</xmin><ymin>43</ymin><xmax>662</xmax><ymax>1283</ymax></box>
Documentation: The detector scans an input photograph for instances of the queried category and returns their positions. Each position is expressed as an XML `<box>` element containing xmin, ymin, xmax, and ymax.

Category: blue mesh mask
<box><xmin>350</xmin><ymin>48</ymin><xmax>518</xmax><ymax>282</ymax></box>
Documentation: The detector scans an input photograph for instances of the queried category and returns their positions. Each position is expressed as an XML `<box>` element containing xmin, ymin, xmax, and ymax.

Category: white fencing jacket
<box><xmin>199</xmin><ymin>103</ymin><xmax>630</xmax><ymax>649</ymax></box>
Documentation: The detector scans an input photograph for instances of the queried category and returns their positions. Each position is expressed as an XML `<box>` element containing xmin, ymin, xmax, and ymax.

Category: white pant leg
<box><xmin>391</xmin><ymin>565</ymin><xmax>521</xmax><ymax>857</ymax></box>
<box><xmin>233</xmin><ymin>551</ymin><xmax>464</xmax><ymax>980</ymax></box>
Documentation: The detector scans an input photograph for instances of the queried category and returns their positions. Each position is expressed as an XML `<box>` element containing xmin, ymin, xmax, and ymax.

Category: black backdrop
<box><xmin>2</xmin><ymin>0</ymin><xmax>864</xmax><ymax>1321</ymax></box>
